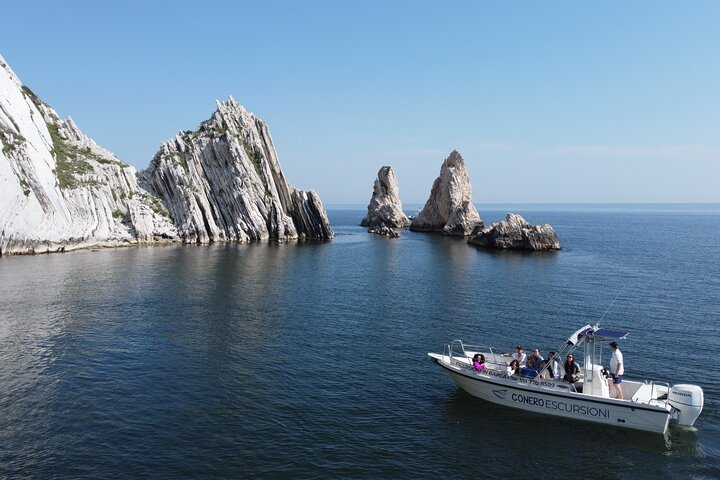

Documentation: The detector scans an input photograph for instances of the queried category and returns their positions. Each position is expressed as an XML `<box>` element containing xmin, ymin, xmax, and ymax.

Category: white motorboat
<box><xmin>428</xmin><ymin>325</ymin><xmax>704</xmax><ymax>434</ymax></box>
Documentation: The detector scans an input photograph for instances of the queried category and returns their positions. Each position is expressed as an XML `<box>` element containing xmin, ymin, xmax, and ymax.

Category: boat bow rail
<box><xmin>439</xmin><ymin>340</ymin><xmax>504</xmax><ymax>369</ymax></box>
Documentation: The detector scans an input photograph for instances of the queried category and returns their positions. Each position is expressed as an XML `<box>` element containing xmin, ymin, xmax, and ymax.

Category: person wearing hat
<box><xmin>609</xmin><ymin>341</ymin><xmax>624</xmax><ymax>399</ymax></box>
<box><xmin>502</xmin><ymin>346</ymin><xmax>527</xmax><ymax>366</ymax></box>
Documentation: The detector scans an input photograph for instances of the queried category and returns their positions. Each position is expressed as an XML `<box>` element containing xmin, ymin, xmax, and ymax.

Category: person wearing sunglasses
<box><xmin>563</xmin><ymin>354</ymin><xmax>580</xmax><ymax>384</ymax></box>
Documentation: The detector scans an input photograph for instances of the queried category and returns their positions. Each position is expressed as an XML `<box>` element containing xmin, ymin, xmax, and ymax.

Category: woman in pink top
<box><xmin>472</xmin><ymin>353</ymin><xmax>486</xmax><ymax>372</ymax></box>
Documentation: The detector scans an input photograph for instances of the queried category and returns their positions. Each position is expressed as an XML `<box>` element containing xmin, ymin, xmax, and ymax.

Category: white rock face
<box><xmin>139</xmin><ymin>97</ymin><xmax>333</xmax><ymax>244</ymax></box>
<box><xmin>468</xmin><ymin>213</ymin><xmax>560</xmax><ymax>251</ymax></box>
<box><xmin>0</xmin><ymin>55</ymin><xmax>331</xmax><ymax>256</ymax></box>
<box><xmin>360</xmin><ymin>166</ymin><xmax>410</xmax><ymax>228</ymax></box>
<box><xmin>0</xmin><ymin>55</ymin><xmax>176</xmax><ymax>255</ymax></box>
<box><xmin>409</xmin><ymin>150</ymin><xmax>482</xmax><ymax>236</ymax></box>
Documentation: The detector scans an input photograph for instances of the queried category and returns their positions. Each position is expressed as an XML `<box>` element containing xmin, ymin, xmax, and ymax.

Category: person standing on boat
<box><xmin>609</xmin><ymin>341</ymin><xmax>624</xmax><ymax>400</ymax></box>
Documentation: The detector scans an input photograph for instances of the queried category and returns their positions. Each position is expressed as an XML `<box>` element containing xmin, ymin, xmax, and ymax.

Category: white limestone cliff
<box><xmin>0</xmin><ymin>55</ymin><xmax>332</xmax><ymax>255</ymax></box>
<box><xmin>139</xmin><ymin>97</ymin><xmax>333</xmax><ymax>244</ymax></box>
<box><xmin>0</xmin><ymin>55</ymin><xmax>176</xmax><ymax>255</ymax></box>
<box><xmin>360</xmin><ymin>166</ymin><xmax>410</xmax><ymax>228</ymax></box>
<box><xmin>468</xmin><ymin>213</ymin><xmax>560</xmax><ymax>251</ymax></box>
<box><xmin>409</xmin><ymin>150</ymin><xmax>483</xmax><ymax>236</ymax></box>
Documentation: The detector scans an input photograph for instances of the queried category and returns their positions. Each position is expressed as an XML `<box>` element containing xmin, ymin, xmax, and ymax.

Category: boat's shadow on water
<box><xmin>441</xmin><ymin>388</ymin><xmax>704</xmax><ymax>475</ymax></box>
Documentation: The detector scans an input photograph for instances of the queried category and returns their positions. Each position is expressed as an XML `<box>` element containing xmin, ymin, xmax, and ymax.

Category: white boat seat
<box><xmin>631</xmin><ymin>383</ymin><xmax>654</xmax><ymax>403</ymax></box>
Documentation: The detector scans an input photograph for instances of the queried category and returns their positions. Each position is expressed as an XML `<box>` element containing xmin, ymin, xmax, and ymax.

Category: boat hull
<box><xmin>434</xmin><ymin>357</ymin><xmax>670</xmax><ymax>434</ymax></box>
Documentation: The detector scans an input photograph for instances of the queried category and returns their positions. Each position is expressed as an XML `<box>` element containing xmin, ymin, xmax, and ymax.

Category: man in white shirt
<box><xmin>502</xmin><ymin>346</ymin><xmax>527</xmax><ymax>366</ymax></box>
<box><xmin>609</xmin><ymin>341</ymin><xmax>624</xmax><ymax>399</ymax></box>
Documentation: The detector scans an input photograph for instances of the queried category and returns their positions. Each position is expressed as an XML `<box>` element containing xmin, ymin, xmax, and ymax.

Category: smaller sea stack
<box><xmin>468</xmin><ymin>213</ymin><xmax>560</xmax><ymax>251</ymax></box>
<box><xmin>360</xmin><ymin>166</ymin><xmax>410</xmax><ymax>228</ymax></box>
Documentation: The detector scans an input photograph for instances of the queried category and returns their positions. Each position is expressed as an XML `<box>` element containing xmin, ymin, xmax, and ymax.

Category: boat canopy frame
<box><xmin>537</xmin><ymin>324</ymin><xmax>629</xmax><ymax>382</ymax></box>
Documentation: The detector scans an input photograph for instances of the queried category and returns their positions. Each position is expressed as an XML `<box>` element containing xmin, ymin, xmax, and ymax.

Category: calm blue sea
<box><xmin>0</xmin><ymin>204</ymin><xmax>718</xmax><ymax>479</ymax></box>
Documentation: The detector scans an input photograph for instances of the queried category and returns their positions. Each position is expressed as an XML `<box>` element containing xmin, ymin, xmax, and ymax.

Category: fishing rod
<box><xmin>597</xmin><ymin>283</ymin><xmax>626</xmax><ymax>326</ymax></box>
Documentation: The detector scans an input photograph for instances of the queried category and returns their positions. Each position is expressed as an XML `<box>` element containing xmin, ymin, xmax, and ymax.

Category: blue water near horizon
<box><xmin>0</xmin><ymin>204</ymin><xmax>719</xmax><ymax>478</ymax></box>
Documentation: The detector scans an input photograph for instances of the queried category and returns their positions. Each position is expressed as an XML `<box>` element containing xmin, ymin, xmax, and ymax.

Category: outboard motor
<box><xmin>668</xmin><ymin>384</ymin><xmax>704</xmax><ymax>426</ymax></box>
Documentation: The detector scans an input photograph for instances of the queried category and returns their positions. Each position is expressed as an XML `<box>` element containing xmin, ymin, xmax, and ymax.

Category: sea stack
<box><xmin>360</xmin><ymin>166</ymin><xmax>410</xmax><ymax>229</ymax></box>
<box><xmin>468</xmin><ymin>213</ymin><xmax>560</xmax><ymax>251</ymax></box>
<box><xmin>140</xmin><ymin>97</ymin><xmax>333</xmax><ymax>243</ymax></box>
<box><xmin>410</xmin><ymin>150</ymin><xmax>482</xmax><ymax>236</ymax></box>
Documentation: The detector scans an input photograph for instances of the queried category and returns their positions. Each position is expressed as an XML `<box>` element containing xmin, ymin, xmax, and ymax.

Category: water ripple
<box><xmin>0</xmin><ymin>208</ymin><xmax>718</xmax><ymax>478</ymax></box>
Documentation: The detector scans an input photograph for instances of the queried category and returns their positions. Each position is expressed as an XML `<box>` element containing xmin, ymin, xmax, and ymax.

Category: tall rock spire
<box><xmin>140</xmin><ymin>97</ymin><xmax>333</xmax><ymax>243</ymax></box>
<box><xmin>360</xmin><ymin>166</ymin><xmax>410</xmax><ymax>228</ymax></box>
<box><xmin>409</xmin><ymin>150</ymin><xmax>483</xmax><ymax>236</ymax></box>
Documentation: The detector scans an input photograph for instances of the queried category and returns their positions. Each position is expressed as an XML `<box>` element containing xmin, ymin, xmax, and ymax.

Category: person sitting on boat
<box><xmin>502</xmin><ymin>346</ymin><xmax>527</xmax><ymax>366</ymax></box>
<box><xmin>547</xmin><ymin>351</ymin><xmax>563</xmax><ymax>379</ymax></box>
<box><xmin>506</xmin><ymin>359</ymin><xmax>520</xmax><ymax>376</ymax></box>
<box><xmin>522</xmin><ymin>355</ymin><xmax>538</xmax><ymax>377</ymax></box>
<box><xmin>563</xmin><ymin>354</ymin><xmax>580</xmax><ymax>383</ymax></box>
<box><xmin>530</xmin><ymin>348</ymin><xmax>544</xmax><ymax>371</ymax></box>
<box><xmin>538</xmin><ymin>359</ymin><xmax>552</xmax><ymax>379</ymax></box>
<box><xmin>472</xmin><ymin>353</ymin><xmax>486</xmax><ymax>372</ymax></box>
<box><xmin>520</xmin><ymin>362</ymin><xmax>538</xmax><ymax>378</ymax></box>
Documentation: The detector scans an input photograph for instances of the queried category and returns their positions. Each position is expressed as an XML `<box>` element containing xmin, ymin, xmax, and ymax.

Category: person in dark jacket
<box><xmin>563</xmin><ymin>354</ymin><xmax>580</xmax><ymax>383</ymax></box>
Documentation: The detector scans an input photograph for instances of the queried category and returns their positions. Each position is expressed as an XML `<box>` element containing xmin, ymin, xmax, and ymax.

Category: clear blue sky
<box><xmin>2</xmin><ymin>1</ymin><xmax>718</xmax><ymax>204</ymax></box>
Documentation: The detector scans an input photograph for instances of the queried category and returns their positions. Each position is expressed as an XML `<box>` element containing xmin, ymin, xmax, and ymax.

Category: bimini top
<box><xmin>567</xmin><ymin>325</ymin><xmax>629</xmax><ymax>345</ymax></box>
<box><xmin>592</xmin><ymin>328</ymin><xmax>629</xmax><ymax>340</ymax></box>
<box><xmin>583</xmin><ymin>327</ymin><xmax>630</xmax><ymax>341</ymax></box>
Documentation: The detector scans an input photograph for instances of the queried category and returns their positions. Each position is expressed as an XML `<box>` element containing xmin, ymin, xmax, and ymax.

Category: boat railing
<box><xmin>443</xmin><ymin>341</ymin><xmax>502</xmax><ymax>370</ymax></box>
<box><xmin>443</xmin><ymin>340</ymin><xmax>469</xmax><ymax>367</ymax></box>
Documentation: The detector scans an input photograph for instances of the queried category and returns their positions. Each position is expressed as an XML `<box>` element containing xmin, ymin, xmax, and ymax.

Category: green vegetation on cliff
<box><xmin>47</xmin><ymin>122</ymin><xmax>93</xmax><ymax>189</ymax></box>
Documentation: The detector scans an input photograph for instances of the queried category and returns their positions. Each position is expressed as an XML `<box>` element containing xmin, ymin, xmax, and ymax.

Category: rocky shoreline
<box><xmin>2</xmin><ymin>52</ymin><xmax>560</xmax><ymax>257</ymax></box>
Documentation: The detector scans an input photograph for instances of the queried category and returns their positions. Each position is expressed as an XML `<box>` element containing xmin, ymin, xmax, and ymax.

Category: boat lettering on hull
<box><xmin>510</xmin><ymin>393</ymin><xmax>610</xmax><ymax>418</ymax></box>
<box><xmin>486</xmin><ymin>369</ymin><xmax>556</xmax><ymax>388</ymax></box>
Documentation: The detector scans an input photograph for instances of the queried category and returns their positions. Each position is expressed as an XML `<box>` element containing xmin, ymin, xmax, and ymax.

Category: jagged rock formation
<box><xmin>409</xmin><ymin>150</ymin><xmax>483</xmax><ymax>236</ymax></box>
<box><xmin>468</xmin><ymin>213</ymin><xmax>560</xmax><ymax>251</ymax></box>
<box><xmin>139</xmin><ymin>97</ymin><xmax>333</xmax><ymax>243</ymax></box>
<box><xmin>0</xmin><ymin>55</ymin><xmax>332</xmax><ymax>255</ymax></box>
<box><xmin>368</xmin><ymin>225</ymin><xmax>400</xmax><ymax>238</ymax></box>
<box><xmin>0</xmin><ymin>55</ymin><xmax>176</xmax><ymax>255</ymax></box>
<box><xmin>360</xmin><ymin>166</ymin><xmax>410</xmax><ymax>228</ymax></box>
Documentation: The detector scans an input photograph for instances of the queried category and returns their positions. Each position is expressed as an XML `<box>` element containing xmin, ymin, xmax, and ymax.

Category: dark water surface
<box><xmin>1</xmin><ymin>205</ymin><xmax>719</xmax><ymax>479</ymax></box>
